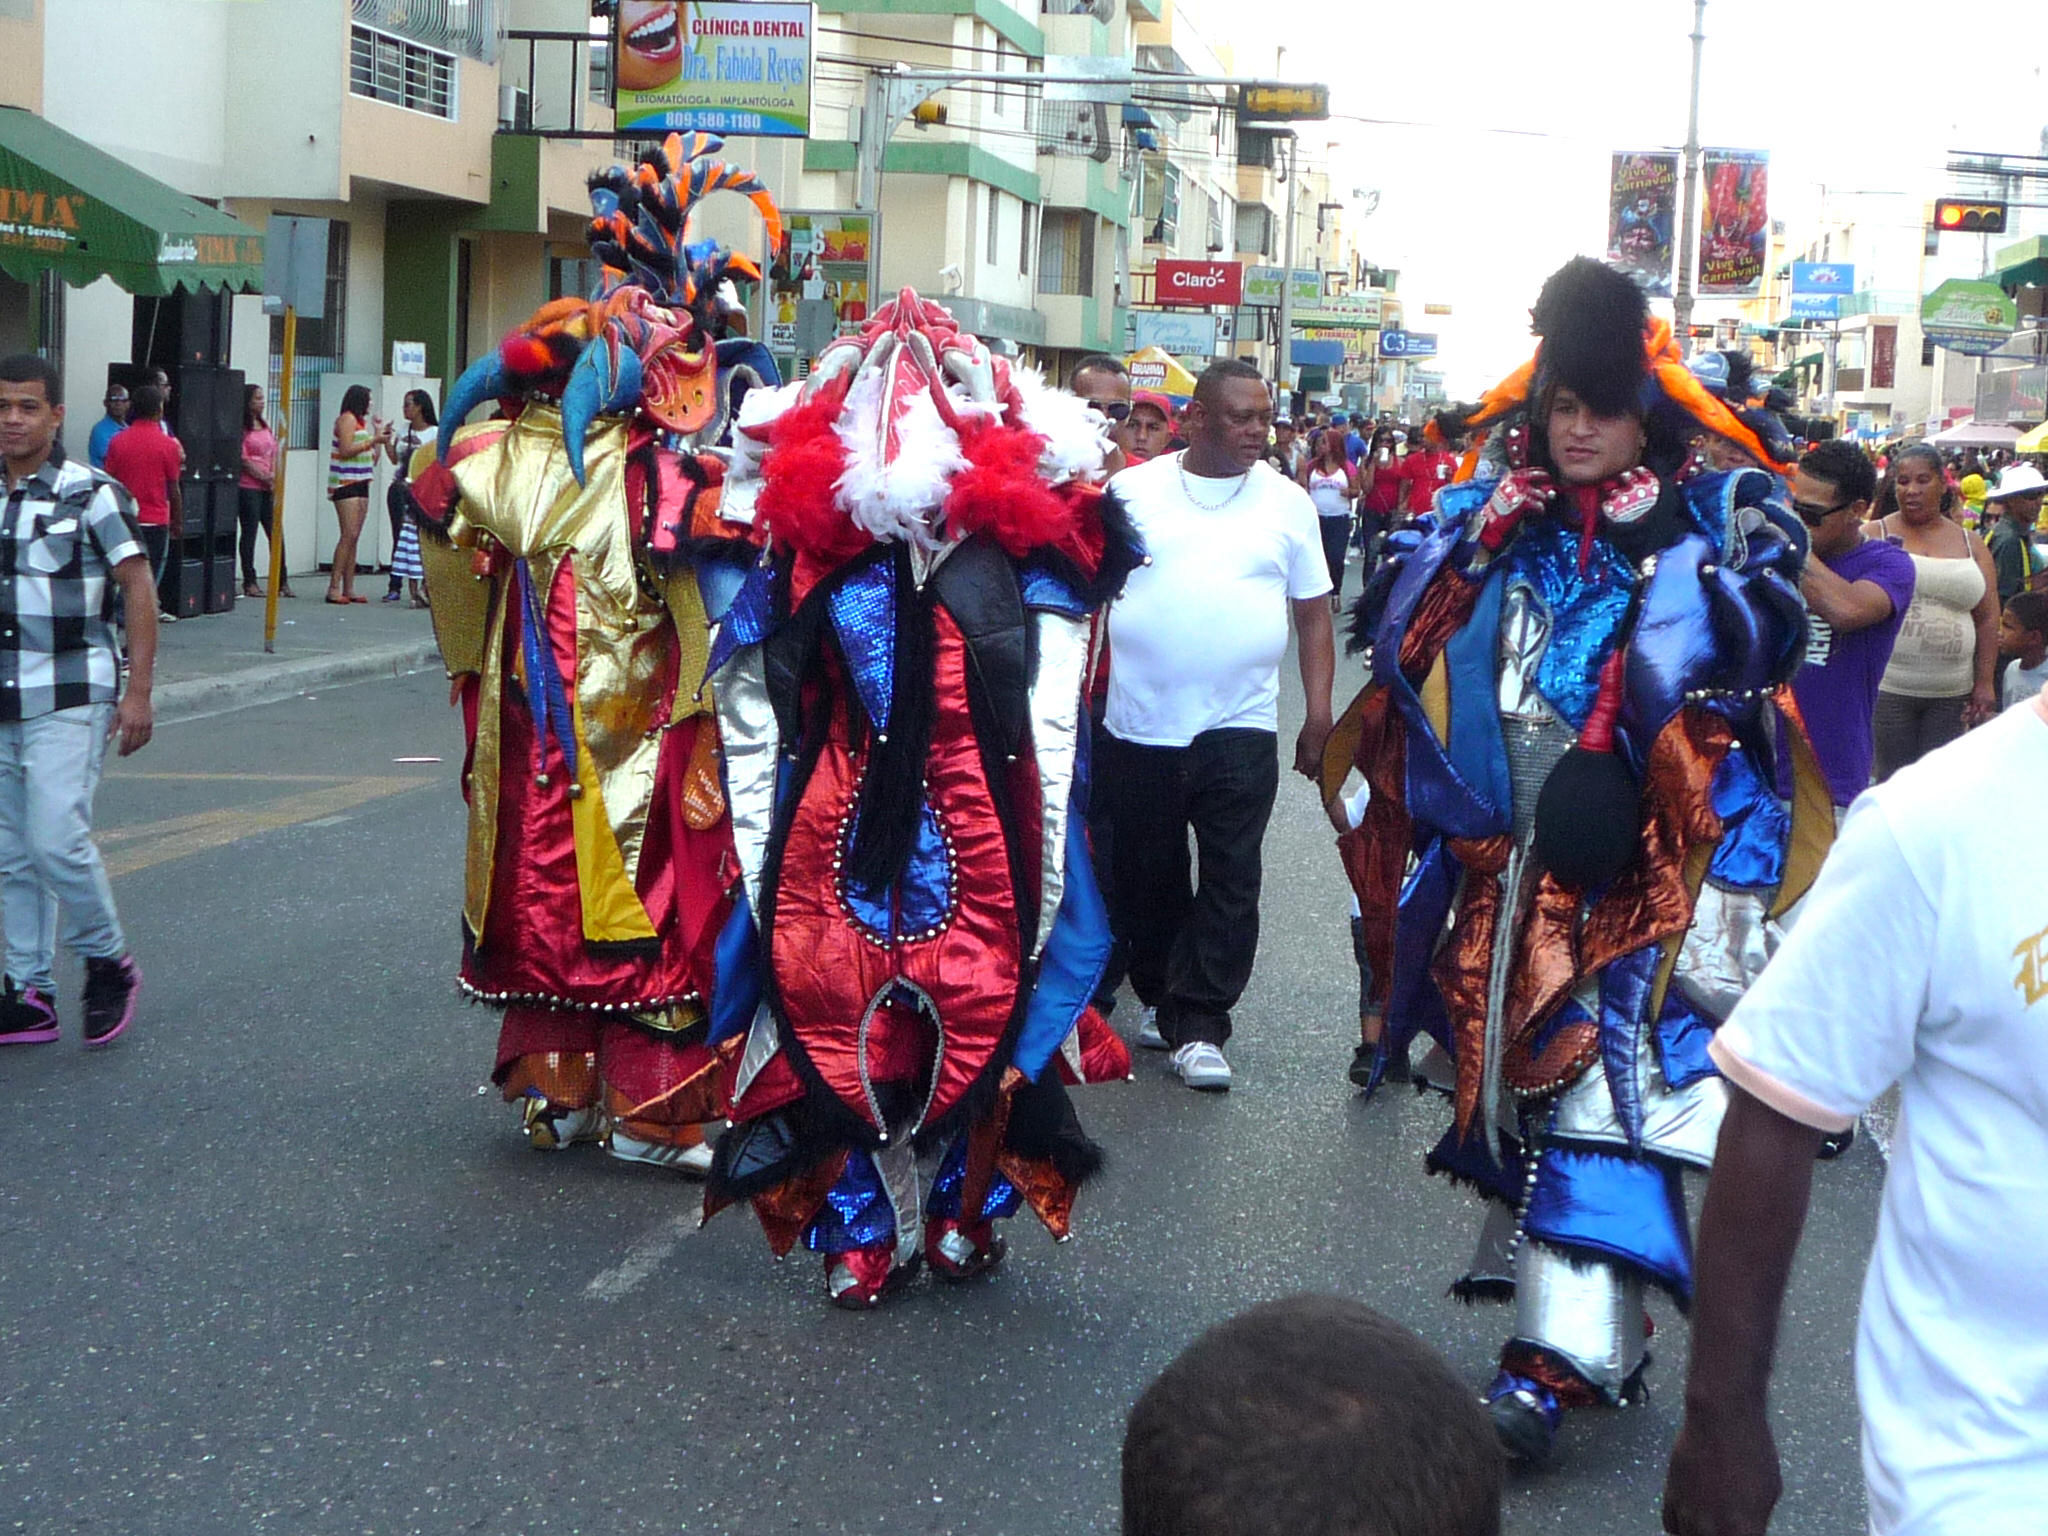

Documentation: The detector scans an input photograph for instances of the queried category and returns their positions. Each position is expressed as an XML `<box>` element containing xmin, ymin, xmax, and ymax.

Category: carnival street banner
<box><xmin>614</xmin><ymin>1</ymin><xmax>814</xmax><ymax>138</ymax></box>
<box><xmin>1607</xmin><ymin>152</ymin><xmax>1677</xmax><ymax>297</ymax></box>
<box><xmin>1697</xmin><ymin>148</ymin><xmax>1769</xmax><ymax>296</ymax></box>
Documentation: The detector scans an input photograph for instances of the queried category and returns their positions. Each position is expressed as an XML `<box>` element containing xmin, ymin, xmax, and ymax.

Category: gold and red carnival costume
<box><xmin>412</xmin><ymin>133</ymin><xmax>782</xmax><ymax>1168</ymax></box>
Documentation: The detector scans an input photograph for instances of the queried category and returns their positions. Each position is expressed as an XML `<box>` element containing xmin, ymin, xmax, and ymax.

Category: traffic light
<box><xmin>911</xmin><ymin>99</ymin><xmax>947</xmax><ymax>128</ymax></box>
<box><xmin>1236</xmin><ymin>83</ymin><xmax>1329</xmax><ymax>122</ymax></box>
<box><xmin>1933</xmin><ymin>199</ymin><xmax>2008</xmax><ymax>234</ymax></box>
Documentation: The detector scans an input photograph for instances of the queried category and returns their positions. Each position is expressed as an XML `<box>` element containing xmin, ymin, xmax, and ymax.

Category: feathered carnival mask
<box><xmin>437</xmin><ymin>131</ymin><xmax>783</xmax><ymax>483</ymax></box>
<box><xmin>720</xmin><ymin>288</ymin><xmax>1118</xmax><ymax>590</ymax></box>
<box><xmin>1458</xmin><ymin>256</ymin><xmax>1793</xmax><ymax>482</ymax></box>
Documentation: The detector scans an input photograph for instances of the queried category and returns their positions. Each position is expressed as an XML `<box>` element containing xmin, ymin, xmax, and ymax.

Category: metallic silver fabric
<box><xmin>1548</xmin><ymin>1051</ymin><xmax>1730</xmax><ymax>1169</ymax></box>
<box><xmin>1513</xmin><ymin>1237</ymin><xmax>1648</xmax><ymax>1400</ymax></box>
<box><xmin>1479</xmin><ymin>844</ymin><xmax>1529</xmax><ymax>1156</ymax></box>
<box><xmin>1466</xmin><ymin>1202</ymin><xmax>1520</xmax><ymax>1291</ymax></box>
<box><xmin>712</xmin><ymin>643</ymin><xmax>779</xmax><ymax>921</ymax></box>
<box><xmin>731</xmin><ymin>1000</ymin><xmax>781</xmax><ymax>1106</ymax></box>
<box><xmin>1675</xmin><ymin>879</ymin><xmax>1780</xmax><ymax>1024</ymax></box>
<box><xmin>1026</xmin><ymin>611</ymin><xmax>1090</xmax><ymax>962</ymax></box>
<box><xmin>872</xmin><ymin>1137</ymin><xmax>925</xmax><ymax>1270</ymax></box>
<box><xmin>1497</xmin><ymin>582</ymin><xmax>1554</xmax><ymax>718</ymax></box>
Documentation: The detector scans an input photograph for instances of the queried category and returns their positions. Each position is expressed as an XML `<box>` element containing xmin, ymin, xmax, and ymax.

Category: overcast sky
<box><xmin>1183</xmin><ymin>0</ymin><xmax>2048</xmax><ymax>394</ymax></box>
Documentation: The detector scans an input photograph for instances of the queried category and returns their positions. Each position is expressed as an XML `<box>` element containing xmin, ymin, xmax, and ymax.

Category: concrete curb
<box><xmin>154</xmin><ymin>639</ymin><xmax>446</xmax><ymax>725</ymax></box>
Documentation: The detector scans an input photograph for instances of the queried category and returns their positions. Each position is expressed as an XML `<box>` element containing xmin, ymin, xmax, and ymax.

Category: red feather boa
<box><xmin>757</xmin><ymin>396</ymin><xmax>869</xmax><ymax>565</ymax></box>
<box><xmin>943</xmin><ymin>424</ymin><xmax>1075</xmax><ymax>558</ymax></box>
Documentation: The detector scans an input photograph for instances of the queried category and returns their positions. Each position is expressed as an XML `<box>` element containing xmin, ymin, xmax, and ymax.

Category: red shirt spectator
<box><xmin>1399</xmin><ymin>448</ymin><xmax>1457</xmax><ymax>516</ymax></box>
<box><xmin>104</xmin><ymin>418</ymin><xmax>184</xmax><ymax>527</ymax></box>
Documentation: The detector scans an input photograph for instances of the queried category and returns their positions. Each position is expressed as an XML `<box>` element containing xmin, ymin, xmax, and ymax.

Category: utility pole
<box><xmin>1672</xmin><ymin>0</ymin><xmax>1707</xmax><ymax>354</ymax></box>
<box><xmin>1277</xmin><ymin>130</ymin><xmax>1298</xmax><ymax>410</ymax></box>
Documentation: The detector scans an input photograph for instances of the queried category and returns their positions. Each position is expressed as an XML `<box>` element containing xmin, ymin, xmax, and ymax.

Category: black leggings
<box><xmin>1319</xmin><ymin>515</ymin><xmax>1351</xmax><ymax>601</ymax></box>
<box><xmin>237</xmin><ymin>486</ymin><xmax>278</xmax><ymax>586</ymax></box>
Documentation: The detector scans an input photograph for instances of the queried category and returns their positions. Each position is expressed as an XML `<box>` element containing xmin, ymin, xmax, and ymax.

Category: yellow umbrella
<box><xmin>2018</xmin><ymin>421</ymin><xmax>2048</xmax><ymax>454</ymax></box>
<box><xmin>1124</xmin><ymin>345</ymin><xmax>1198</xmax><ymax>404</ymax></box>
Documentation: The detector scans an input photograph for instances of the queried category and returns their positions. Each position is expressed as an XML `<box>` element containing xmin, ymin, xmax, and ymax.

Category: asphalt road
<box><xmin>1</xmin><ymin>660</ymin><xmax>1884</xmax><ymax>1535</ymax></box>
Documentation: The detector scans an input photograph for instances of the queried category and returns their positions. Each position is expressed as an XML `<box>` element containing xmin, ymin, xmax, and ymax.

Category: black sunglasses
<box><xmin>1792</xmin><ymin>498</ymin><xmax>1851</xmax><ymax>525</ymax></box>
<box><xmin>1087</xmin><ymin>399</ymin><xmax>1132</xmax><ymax>423</ymax></box>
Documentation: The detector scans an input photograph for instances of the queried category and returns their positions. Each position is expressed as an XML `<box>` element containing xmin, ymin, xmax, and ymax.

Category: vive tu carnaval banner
<box><xmin>1697</xmin><ymin>149</ymin><xmax>1768</xmax><ymax>297</ymax></box>
<box><xmin>1607</xmin><ymin>152</ymin><xmax>1677</xmax><ymax>298</ymax></box>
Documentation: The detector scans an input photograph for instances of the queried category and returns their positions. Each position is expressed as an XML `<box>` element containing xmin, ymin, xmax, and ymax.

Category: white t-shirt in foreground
<box><xmin>1104</xmin><ymin>453</ymin><xmax>1330</xmax><ymax>747</ymax></box>
<box><xmin>1712</xmin><ymin>700</ymin><xmax>2048</xmax><ymax>1535</ymax></box>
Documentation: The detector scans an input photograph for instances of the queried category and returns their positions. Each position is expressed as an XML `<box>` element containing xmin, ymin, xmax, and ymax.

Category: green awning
<box><xmin>1994</xmin><ymin>235</ymin><xmax>2048</xmax><ymax>292</ymax></box>
<box><xmin>0</xmin><ymin>108</ymin><xmax>262</xmax><ymax>296</ymax></box>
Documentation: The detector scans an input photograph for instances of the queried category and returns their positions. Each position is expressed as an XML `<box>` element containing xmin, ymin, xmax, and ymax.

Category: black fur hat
<box><xmin>1530</xmin><ymin>257</ymin><xmax>1650</xmax><ymax>420</ymax></box>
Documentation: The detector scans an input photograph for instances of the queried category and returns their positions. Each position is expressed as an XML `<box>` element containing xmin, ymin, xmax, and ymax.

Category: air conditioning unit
<box><xmin>498</xmin><ymin>84</ymin><xmax>531</xmax><ymax>132</ymax></box>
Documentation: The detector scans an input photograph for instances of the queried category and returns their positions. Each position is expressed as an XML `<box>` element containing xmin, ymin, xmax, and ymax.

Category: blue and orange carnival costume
<box><xmin>1322</xmin><ymin>258</ymin><xmax>1834</xmax><ymax>1462</ymax></box>
<box><xmin>411</xmin><ymin>133</ymin><xmax>782</xmax><ymax>1171</ymax></box>
<box><xmin>697</xmin><ymin>289</ymin><xmax>1139</xmax><ymax>1307</ymax></box>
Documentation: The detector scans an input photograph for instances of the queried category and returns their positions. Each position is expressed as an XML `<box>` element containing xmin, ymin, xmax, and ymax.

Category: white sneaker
<box><xmin>1136</xmin><ymin>1005</ymin><xmax>1168</xmax><ymax>1051</ymax></box>
<box><xmin>1169</xmin><ymin>1041</ymin><xmax>1232</xmax><ymax>1091</ymax></box>
<box><xmin>606</xmin><ymin>1133</ymin><xmax>715</xmax><ymax>1177</ymax></box>
<box><xmin>521</xmin><ymin>1099</ymin><xmax>603</xmax><ymax>1151</ymax></box>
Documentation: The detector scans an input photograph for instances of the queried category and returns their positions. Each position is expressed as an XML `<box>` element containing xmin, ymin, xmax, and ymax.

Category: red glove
<box><xmin>1600</xmin><ymin>465</ymin><xmax>1661</xmax><ymax>527</ymax></box>
<box><xmin>1476</xmin><ymin>466</ymin><xmax>1554</xmax><ymax>552</ymax></box>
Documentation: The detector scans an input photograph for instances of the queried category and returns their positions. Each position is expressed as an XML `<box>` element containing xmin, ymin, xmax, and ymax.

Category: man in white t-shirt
<box><xmin>1663</xmin><ymin>695</ymin><xmax>2048</xmax><ymax>1536</ymax></box>
<box><xmin>1100</xmin><ymin>359</ymin><xmax>1334</xmax><ymax>1092</ymax></box>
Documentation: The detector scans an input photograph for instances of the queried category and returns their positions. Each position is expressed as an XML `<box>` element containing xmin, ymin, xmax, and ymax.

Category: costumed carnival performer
<box><xmin>408</xmin><ymin>132</ymin><xmax>784</xmax><ymax>1174</ymax></box>
<box><xmin>1320</xmin><ymin>257</ymin><xmax>1832</xmax><ymax>1464</ymax></box>
<box><xmin>696</xmin><ymin>289</ymin><xmax>1141</xmax><ymax>1308</ymax></box>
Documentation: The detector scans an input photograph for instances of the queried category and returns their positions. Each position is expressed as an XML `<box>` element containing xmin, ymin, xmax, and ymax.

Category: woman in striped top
<box><xmin>326</xmin><ymin>384</ymin><xmax>389</xmax><ymax>603</ymax></box>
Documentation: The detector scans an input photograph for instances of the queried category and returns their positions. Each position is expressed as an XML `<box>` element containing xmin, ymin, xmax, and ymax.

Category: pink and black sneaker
<box><xmin>82</xmin><ymin>954</ymin><xmax>140</xmax><ymax>1048</ymax></box>
<box><xmin>0</xmin><ymin>978</ymin><xmax>58</xmax><ymax>1045</ymax></box>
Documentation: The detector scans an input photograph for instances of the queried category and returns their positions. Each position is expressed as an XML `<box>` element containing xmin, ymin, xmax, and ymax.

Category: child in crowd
<box><xmin>2000</xmin><ymin>590</ymin><xmax>2048</xmax><ymax>713</ymax></box>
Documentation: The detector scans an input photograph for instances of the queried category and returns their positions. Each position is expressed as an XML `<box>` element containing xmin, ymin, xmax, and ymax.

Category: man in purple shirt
<box><xmin>1779</xmin><ymin>439</ymin><xmax>1915</xmax><ymax>810</ymax></box>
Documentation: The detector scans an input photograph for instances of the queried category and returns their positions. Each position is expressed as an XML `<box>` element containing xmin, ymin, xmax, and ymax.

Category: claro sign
<box><xmin>1155</xmin><ymin>259</ymin><xmax>1243</xmax><ymax>307</ymax></box>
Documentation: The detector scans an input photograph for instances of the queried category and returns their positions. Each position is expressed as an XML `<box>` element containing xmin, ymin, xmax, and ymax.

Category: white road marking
<box><xmin>584</xmin><ymin>1207</ymin><xmax>702</xmax><ymax>1301</ymax></box>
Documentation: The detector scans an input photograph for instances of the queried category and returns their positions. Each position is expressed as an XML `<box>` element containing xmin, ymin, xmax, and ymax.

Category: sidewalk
<box><xmin>151</xmin><ymin>590</ymin><xmax>446</xmax><ymax>724</ymax></box>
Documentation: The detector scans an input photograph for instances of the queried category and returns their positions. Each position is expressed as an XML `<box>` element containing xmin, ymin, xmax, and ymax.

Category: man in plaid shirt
<box><xmin>0</xmin><ymin>354</ymin><xmax>153</xmax><ymax>1049</ymax></box>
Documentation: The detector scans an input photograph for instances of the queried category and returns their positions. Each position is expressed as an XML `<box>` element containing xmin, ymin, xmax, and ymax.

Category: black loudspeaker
<box><xmin>134</xmin><ymin>291</ymin><xmax>228</xmax><ymax>369</ymax></box>
<box><xmin>203</xmin><ymin>552</ymin><xmax>236</xmax><ymax>614</ymax></box>
<box><xmin>170</xmin><ymin>364</ymin><xmax>217</xmax><ymax>473</ymax></box>
<box><xmin>159</xmin><ymin>558</ymin><xmax>206</xmax><ymax>619</ymax></box>
<box><xmin>206</xmin><ymin>477</ymin><xmax>239</xmax><ymax>541</ymax></box>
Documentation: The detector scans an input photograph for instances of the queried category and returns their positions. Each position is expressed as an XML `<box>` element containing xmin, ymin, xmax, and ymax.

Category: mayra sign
<box><xmin>1154</xmin><ymin>259</ymin><xmax>1243</xmax><ymax>307</ymax></box>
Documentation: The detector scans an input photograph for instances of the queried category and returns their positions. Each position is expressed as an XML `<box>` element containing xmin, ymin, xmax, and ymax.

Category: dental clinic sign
<box><xmin>614</xmin><ymin>1</ymin><xmax>814</xmax><ymax>138</ymax></box>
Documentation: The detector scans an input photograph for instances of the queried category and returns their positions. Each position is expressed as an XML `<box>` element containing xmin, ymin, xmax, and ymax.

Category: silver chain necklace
<box><xmin>1177</xmin><ymin>451</ymin><xmax>1250</xmax><ymax>511</ymax></box>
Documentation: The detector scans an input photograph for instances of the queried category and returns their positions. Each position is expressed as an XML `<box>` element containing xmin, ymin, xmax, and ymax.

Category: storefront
<box><xmin>0</xmin><ymin>107</ymin><xmax>264</xmax><ymax>616</ymax></box>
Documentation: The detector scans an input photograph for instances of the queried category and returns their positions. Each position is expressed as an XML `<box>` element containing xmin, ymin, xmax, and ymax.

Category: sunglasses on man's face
<box><xmin>1792</xmin><ymin>498</ymin><xmax>1850</xmax><ymax>525</ymax></box>
<box><xmin>1087</xmin><ymin>399</ymin><xmax>1132</xmax><ymax>423</ymax></box>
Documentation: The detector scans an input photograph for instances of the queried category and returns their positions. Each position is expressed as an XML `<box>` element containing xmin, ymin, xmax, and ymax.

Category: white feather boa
<box><xmin>833</xmin><ymin>367</ymin><xmax>968</xmax><ymax>550</ymax></box>
<box><xmin>1009</xmin><ymin>365</ymin><xmax>1110</xmax><ymax>485</ymax></box>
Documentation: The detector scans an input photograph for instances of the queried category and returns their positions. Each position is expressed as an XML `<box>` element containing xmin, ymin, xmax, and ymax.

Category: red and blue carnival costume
<box><xmin>411</xmin><ymin>133</ymin><xmax>782</xmax><ymax>1170</ymax></box>
<box><xmin>697</xmin><ymin>290</ymin><xmax>1139</xmax><ymax>1307</ymax></box>
<box><xmin>1324</xmin><ymin>259</ymin><xmax>1834</xmax><ymax>1462</ymax></box>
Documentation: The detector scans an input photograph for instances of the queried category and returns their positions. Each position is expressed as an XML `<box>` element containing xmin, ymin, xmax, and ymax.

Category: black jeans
<box><xmin>1100</xmin><ymin>727</ymin><xmax>1280</xmax><ymax>1047</ymax></box>
<box><xmin>237</xmin><ymin>486</ymin><xmax>278</xmax><ymax>587</ymax></box>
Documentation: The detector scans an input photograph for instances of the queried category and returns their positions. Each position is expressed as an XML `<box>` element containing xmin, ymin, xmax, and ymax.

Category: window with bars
<box><xmin>1141</xmin><ymin>159</ymin><xmax>1180</xmax><ymax>246</ymax></box>
<box><xmin>268</xmin><ymin>223</ymin><xmax>350</xmax><ymax>449</ymax></box>
<box><xmin>350</xmin><ymin>25</ymin><xmax>458</xmax><ymax>119</ymax></box>
<box><xmin>1037</xmin><ymin>212</ymin><xmax>1094</xmax><ymax>298</ymax></box>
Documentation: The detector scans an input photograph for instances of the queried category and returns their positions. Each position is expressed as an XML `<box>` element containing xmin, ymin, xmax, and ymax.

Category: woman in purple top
<box><xmin>1782</xmin><ymin>440</ymin><xmax>1916</xmax><ymax>807</ymax></box>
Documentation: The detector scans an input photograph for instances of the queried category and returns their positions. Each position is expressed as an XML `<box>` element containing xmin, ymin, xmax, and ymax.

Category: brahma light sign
<box><xmin>615</xmin><ymin>1</ymin><xmax>814</xmax><ymax>138</ymax></box>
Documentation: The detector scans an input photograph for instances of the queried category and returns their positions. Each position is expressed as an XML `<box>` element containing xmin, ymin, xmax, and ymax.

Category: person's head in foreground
<box><xmin>1122</xmin><ymin>1295</ymin><xmax>1503</xmax><ymax>1536</ymax></box>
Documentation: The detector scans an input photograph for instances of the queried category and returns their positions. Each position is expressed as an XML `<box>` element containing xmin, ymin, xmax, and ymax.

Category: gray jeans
<box><xmin>0</xmin><ymin>702</ymin><xmax>125</xmax><ymax>991</ymax></box>
<box><xmin>1871</xmin><ymin>690</ymin><xmax>1968</xmax><ymax>782</ymax></box>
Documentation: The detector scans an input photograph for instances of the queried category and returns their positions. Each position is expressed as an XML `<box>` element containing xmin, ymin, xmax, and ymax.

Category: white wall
<box><xmin>41</xmin><ymin>0</ymin><xmax>229</xmax><ymax>193</ymax></box>
<box><xmin>223</xmin><ymin>0</ymin><xmax>347</xmax><ymax>200</ymax></box>
<box><xmin>59</xmin><ymin>278</ymin><xmax>131</xmax><ymax>463</ymax></box>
